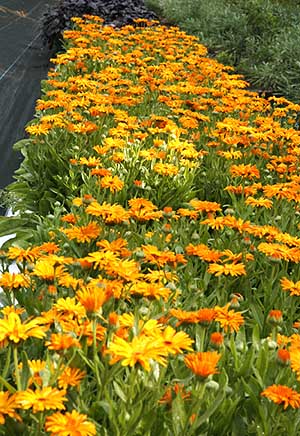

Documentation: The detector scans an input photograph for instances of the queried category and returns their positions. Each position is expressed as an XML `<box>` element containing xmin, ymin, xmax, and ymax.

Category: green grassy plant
<box><xmin>146</xmin><ymin>0</ymin><xmax>300</xmax><ymax>102</ymax></box>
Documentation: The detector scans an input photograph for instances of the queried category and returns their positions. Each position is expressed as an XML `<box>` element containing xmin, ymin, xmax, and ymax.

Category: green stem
<box><xmin>13</xmin><ymin>345</ymin><xmax>21</xmax><ymax>391</ymax></box>
<box><xmin>0</xmin><ymin>346</ymin><xmax>11</xmax><ymax>390</ymax></box>
<box><xmin>92</xmin><ymin>317</ymin><xmax>102</xmax><ymax>398</ymax></box>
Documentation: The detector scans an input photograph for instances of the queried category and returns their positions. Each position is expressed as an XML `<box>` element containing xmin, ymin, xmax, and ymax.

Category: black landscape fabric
<box><xmin>0</xmin><ymin>0</ymin><xmax>56</xmax><ymax>214</ymax></box>
<box><xmin>0</xmin><ymin>0</ymin><xmax>158</xmax><ymax>215</ymax></box>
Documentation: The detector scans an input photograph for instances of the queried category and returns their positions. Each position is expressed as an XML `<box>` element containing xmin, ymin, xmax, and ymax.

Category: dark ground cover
<box><xmin>0</xmin><ymin>0</ymin><xmax>158</xmax><ymax>215</ymax></box>
<box><xmin>0</xmin><ymin>0</ymin><xmax>56</xmax><ymax>214</ymax></box>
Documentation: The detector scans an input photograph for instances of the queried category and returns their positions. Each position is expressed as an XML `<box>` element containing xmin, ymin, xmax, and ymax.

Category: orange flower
<box><xmin>277</xmin><ymin>348</ymin><xmax>290</xmax><ymax>365</ymax></box>
<box><xmin>210</xmin><ymin>332</ymin><xmax>224</xmax><ymax>349</ymax></box>
<box><xmin>261</xmin><ymin>385</ymin><xmax>300</xmax><ymax>409</ymax></box>
<box><xmin>46</xmin><ymin>333</ymin><xmax>81</xmax><ymax>351</ymax></box>
<box><xmin>58</xmin><ymin>367</ymin><xmax>86</xmax><ymax>390</ymax></box>
<box><xmin>76</xmin><ymin>286</ymin><xmax>111</xmax><ymax>313</ymax></box>
<box><xmin>159</xmin><ymin>383</ymin><xmax>191</xmax><ymax>406</ymax></box>
<box><xmin>184</xmin><ymin>351</ymin><xmax>221</xmax><ymax>378</ymax></box>
<box><xmin>0</xmin><ymin>391</ymin><xmax>22</xmax><ymax>424</ymax></box>
<box><xmin>245</xmin><ymin>196</ymin><xmax>273</xmax><ymax>209</ymax></box>
<box><xmin>268</xmin><ymin>310</ymin><xmax>283</xmax><ymax>325</ymax></box>
<box><xmin>214</xmin><ymin>304</ymin><xmax>244</xmax><ymax>333</ymax></box>
<box><xmin>170</xmin><ymin>308</ymin><xmax>215</xmax><ymax>326</ymax></box>
<box><xmin>61</xmin><ymin>222</ymin><xmax>101</xmax><ymax>243</ymax></box>
<box><xmin>230</xmin><ymin>164</ymin><xmax>260</xmax><ymax>180</ymax></box>
<box><xmin>45</xmin><ymin>410</ymin><xmax>96</xmax><ymax>436</ymax></box>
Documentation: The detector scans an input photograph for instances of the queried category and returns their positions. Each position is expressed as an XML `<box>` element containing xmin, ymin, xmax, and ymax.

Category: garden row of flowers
<box><xmin>1</xmin><ymin>15</ymin><xmax>300</xmax><ymax>435</ymax></box>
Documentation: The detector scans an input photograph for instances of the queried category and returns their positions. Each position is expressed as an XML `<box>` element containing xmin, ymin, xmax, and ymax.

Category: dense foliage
<box><xmin>146</xmin><ymin>0</ymin><xmax>300</xmax><ymax>102</ymax></box>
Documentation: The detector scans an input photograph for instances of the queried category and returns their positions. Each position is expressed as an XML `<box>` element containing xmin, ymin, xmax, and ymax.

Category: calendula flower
<box><xmin>207</xmin><ymin>262</ymin><xmax>246</xmax><ymax>277</ymax></box>
<box><xmin>0</xmin><ymin>312</ymin><xmax>47</xmax><ymax>346</ymax></box>
<box><xmin>61</xmin><ymin>222</ymin><xmax>101</xmax><ymax>243</ymax></box>
<box><xmin>107</xmin><ymin>334</ymin><xmax>168</xmax><ymax>371</ymax></box>
<box><xmin>76</xmin><ymin>285</ymin><xmax>111</xmax><ymax>313</ymax></box>
<box><xmin>159</xmin><ymin>383</ymin><xmax>191</xmax><ymax>406</ymax></box>
<box><xmin>290</xmin><ymin>349</ymin><xmax>300</xmax><ymax>380</ymax></box>
<box><xmin>230</xmin><ymin>163</ymin><xmax>260</xmax><ymax>179</ymax></box>
<box><xmin>0</xmin><ymin>272</ymin><xmax>30</xmax><ymax>289</ymax></box>
<box><xmin>184</xmin><ymin>351</ymin><xmax>221</xmax><ymax>378</ymax></box>
<box><xmin>153</xmin><ymin>163</ymin><xmax>179</xmax><ymax>176</ymax></box>
<box><xmin>100</xmin><ymin>175</ymin><xmax>124</xmax><ymax>192</ymax></box>
<box><xmin>53</xmin><ymin>297</ymin><xmax>86</xmax><ymax>321</ymax></box>
<box><xmin>58</xmin><ymin>367</ymin><xmax>86</xmax><ymax>389</ymax></box>
<box><xmin>170</xmin><ymin>308</ymin><xmax>216</xmax><ymax>326</ymax></box>
<box><xmin>210</xmin><ymin>332</ymin><xmax>224</xmax><ymax>349</ymax></box>
<box><xmin>261</xmin><ymin>385</ymin><xmax>300</xmax><ymax>409</ymax></box>
<box><xmin>267</xmin><ymin>309</ymin><xmax>283</xmax><ymax>325</ymax></box>
<box><xmin>7</xmin><ymin>246</ymin><xmax>40</xmax><ymax>263</ymax></box>
<box><xmin>277</xmin><ymin>348</ymin><xmax>290</xmax><ymax>366</ymax></box>
<box><xmin>0</xmin><ymin>391</ymin><xmax>22</xmax><ymax>424</ymax></box>
<box><xmin>185</xmin><ymin>244</ymin><xmax>222</xmax><ymax>262</ymax></box>
<box><xmin>280</xmin><ymin>277</ymin><xmax>300</xmax><ymax>296</ymax></box>
<box><xmin>32</xmin><ymin>260</ymin><xmax>66</xmax><ymax>281</ymax></box>
<box><xmin>45</xmin><ymin>410</ymin><xmax>96</xmax><ymax>436</ymax></box>
<box><xmin>16</xmin><ymin>387</ymin><xmax>67</xmax><ymax>413</ymax></box>
<box><xmin>245</xmin><ymin>196</ymin><xmax>273</xmax><ymax>209</ymax></box>
<box><xmin>46</xmin><ymin>333</ymin><xmax>81</xmax><ymax>351</ymax></box>
<box><xmin>214</xmin><ymin>304</ymin><xmax>244</xmax><ymax>333</ymax></box>
<box><xmin>160</xmin><ymin>326</ymin><xmax>194</xmax><ymax>354</ymax></box>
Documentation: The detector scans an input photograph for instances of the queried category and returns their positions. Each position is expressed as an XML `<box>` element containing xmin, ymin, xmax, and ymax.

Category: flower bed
<box><xmin>1</xmin><ymin>15</ymin><xmax>300</xmax><ymax>435</ymax></box>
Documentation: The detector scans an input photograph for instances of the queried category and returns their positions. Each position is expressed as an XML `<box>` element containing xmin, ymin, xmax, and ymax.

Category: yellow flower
<box><xmin>107</xmin><ymin>334</ymin><xmax>168</xmax><ymax>371</ymax></box>
<box><xmin>0</xmin><ymin>272</ymin><xmax>30</xmax><ymax>289</ymax></box>
<box><xmin>100</xmin><ymin>175</ymin><xmax>124</xmax><ymax>192</ymax></box>
<box><xmin>0</xmin><ymin>313</ymin><xmax>47</xmax><ymax>346</ymax></box>
<box><xmin>53</xmin><ymin>297</ymin><xmax>86</xmax><ymax>320</ymax></box>
<box><xmin>32</xmin><ymin>260</ymin><xmax>66</xmax><ymax>281</ymax></box>
<box><xmin>16</xmin><ymin>387</ymin><xmax>67</xmax><ymax>413</ymax></box>
<box><xmin>45</xmin><ymin>410</ymin><xmax>96</xmax><ymax>436</ymax></box>
<box><xmin>207</xmin><ymin>262</ymin><xmax>246</xmax><ymax>277</ymax></box>
<box><xmin>153</xmin><ymin>163</ymin><xmax>179</xmax><ymax>176</ymax></box>
<box><xmin>160</xmin><ymin>326</ymin><xmax>194</xmax><ymax>354</ymax></box>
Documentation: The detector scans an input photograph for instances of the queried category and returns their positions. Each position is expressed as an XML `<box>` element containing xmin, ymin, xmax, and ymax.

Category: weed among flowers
<box><xmin>1</xmin><ymin>15</ymin><xmax>300</xmax><ymax>435</ymax></box>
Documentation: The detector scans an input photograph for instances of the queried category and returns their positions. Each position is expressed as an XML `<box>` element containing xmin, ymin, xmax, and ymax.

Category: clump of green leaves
<box><xmin>147</xmin><ymin>0</ymin><xmax>300</xmax><ymax>101</ymax></box>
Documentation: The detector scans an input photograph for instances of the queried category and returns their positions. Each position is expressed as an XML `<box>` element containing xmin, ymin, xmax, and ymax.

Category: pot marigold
<box><xmin>214</xmin><ymin>303</ymin><xmax>244</xmax><ymax>333</ymax></box>
<box><xmin>207</xmin><ymin>262</ymin><xmax>246</xmax><ymax>277</ymax></box>
<box><xmin>261</xmin><ymin>384</ymin><xmax>300</xmax><ymax>409</ymax></box>
<box><xmin>184</xmin><ymin>351</ymin><xmax>221</xmax><ymax>378</ymax></box>
<box><xmin>0</xmin><ymin>312</ymin><xmax>48</xmax><ymax>346</ymax></box>
<box><xmin>107</xmin><ymin>334</ymin><xmax>168</xmax><ymax>371</ymax></box>
<box><xmin>0</xmin><ymin>391</ymin><xmax>21</xmax><ymax>424</ymax></box>
<box><xmin>16</xmin><ymin>387</ymin><xmax>67</xmax><ymax>413</ymax></box>
<box><xmin>45</xmin><ymin>410</ymin><xmax>96</xmax><ymax>436</ymax></box>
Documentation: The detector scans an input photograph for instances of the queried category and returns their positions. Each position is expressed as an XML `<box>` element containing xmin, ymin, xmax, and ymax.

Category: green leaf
<box><xmin>20</xmin><ymin>351</ymin><xmax>30</xmax><ymax>390</ymax></box>
<box><xmin>113</xmin><ymin>380</ymin><xmax>127</xmax><ymax>402</ymax></box>
<box><xmin>172</xmin><ymin>393</ymin><xmax>186</xmax><ymax>435</ymax></box>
